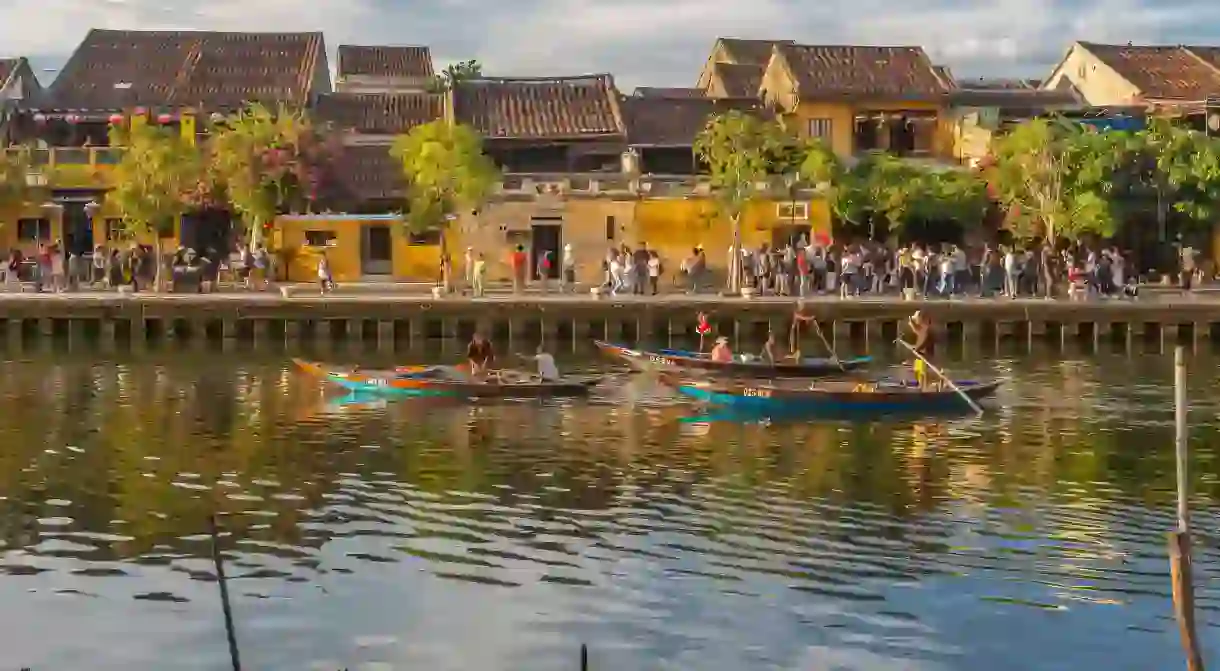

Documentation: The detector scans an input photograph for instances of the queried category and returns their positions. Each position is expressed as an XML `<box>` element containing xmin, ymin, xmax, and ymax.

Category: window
<box><xmin>304</xmin><ymin>230</ymin><xmax>337</xmax><ymax>247</ymax></box>
<box><xmin>407</xmin><ymin>229</ymin><xmax>441</xmax><ymax>246</ymax></box>
<box><xmin>16</xmin><ymin>218</ymin><xmax>50</xmax><ymax>241</ymax></box>
<box><xmin>808</xmin><ymin>118</ymin><xmax>833</xmax><ymax>142</ymax></box>
<box><xmin>104</xmin><ymin>218</ymin><xmax>124</xmax><ymax>241</ymax></box>
<box><xmin>777</xmin><ymin>203</ymin><xmax>810</xmax><ymax>220</ymax></box>
<box><xmin>605</xmin><ymin>215</ymin><xmax>616</xmax><ymax>241</ymax></box>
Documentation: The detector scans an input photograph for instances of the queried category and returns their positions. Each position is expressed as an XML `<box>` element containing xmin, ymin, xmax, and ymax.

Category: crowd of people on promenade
<box><xmin>461</xmin><ymin>234</ymin><xmax>1203</xmax><ymax>300</ymax></box>
<box><xmin>0</xmin><ymin>241</ymin><xmax>274</xmax><ymax>293</ymax></box>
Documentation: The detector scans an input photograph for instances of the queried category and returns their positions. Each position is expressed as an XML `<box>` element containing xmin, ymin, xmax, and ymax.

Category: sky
<box><xmin>1</xmin><ymin>0</ymin><xmax>1218</xmax><ymax>90</ymax></box>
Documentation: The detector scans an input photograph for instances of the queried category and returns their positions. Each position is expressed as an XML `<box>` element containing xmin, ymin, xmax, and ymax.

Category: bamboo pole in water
<box><xmin>1169</xmin><ymin>347</ymin><xmax>1204</xmax><ymax>671</ymax></box>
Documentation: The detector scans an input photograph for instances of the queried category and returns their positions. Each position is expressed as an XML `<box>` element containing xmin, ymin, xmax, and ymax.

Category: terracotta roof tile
<box><xmin>0</xmin><ymin>58</ymin><xmax>20</xmax><ymax>89</ymax></box>
<box><xmin>718</xmin><ymin>38</ymin><xmax>793</xmax><ymax>66</ymax></box>
<box><xmin>43</xmin><ymin>29</ymin><xmax>326</xmax><ymax>110</ymax></box>
<box><xmin>452</xmin><ymin>75</ymin><xmax>624</xmax><ymax>140</ymax></box>
<box><xmin>633</xmin><ymin>87</ymin><xmax>705</xmax><ymax>98</ymax></box>
<box><xmin>1082</xmin><ymin>43</ymin><xmax>1220</xmax><ymax>101</ymax></box>
<box><xmin>1186</xmin><ymin>46</ymin><xmax>1220</xmax><ymax>80</ymax></box>
<box><xmin>622</xmin><ymin>96</ymin><xmax>767</xmax><ymax>146</ymax></box>
<box><xmin>712</xmin><ymin>62</ymin><xmax>764</xmax><ymax>97</ymax></box>
<box><xmin>333</xmin><ymin>145</ymin><xmax>404</xmax><ymax>200</ymax></box>
<box><xmin>337</xmin><ymin>45</ymin><xmax>433</xmax><ymax>79</ymax></box>
<box><xmin>933</xmin><ymin>65</ymin><xmax>956</xmax><ymax>89</ymax></box>
<box><xmin>315</xmin><ymin>92</ymin><xmax>443</xmax><ymax>134</ymax></box>
<box><xmin>777</xmin><ymin>44</ymin><xmax>948</xmax><ymax>101</ymax></box>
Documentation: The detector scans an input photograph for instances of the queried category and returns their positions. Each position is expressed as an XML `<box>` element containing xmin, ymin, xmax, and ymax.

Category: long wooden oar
<box><xmin>809</xmin><ymin>318</ymin><xmax>846</xmax><ymax>372</ymax></box>
<box><xmin>896</xmin><ymin>339</ymin><xmax>983</xmax><ymax>416</ymax></box>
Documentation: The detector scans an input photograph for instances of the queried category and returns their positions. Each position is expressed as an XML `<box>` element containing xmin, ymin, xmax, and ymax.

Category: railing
<box><xmin>496</xmin><ymin>172</ymin><xmax>717</xmax><ymax>198</ymax></box>
<box><xmin>4</xmin><ymin>146</ymin><xmax>126</xmax><ymax>167</ymax></box>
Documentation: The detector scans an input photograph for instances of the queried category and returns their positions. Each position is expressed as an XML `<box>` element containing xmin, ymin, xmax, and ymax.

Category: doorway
<box><xmin>361</xmin><ymin>224</ymin><xmax>393</xmax><ymax>276</ymax></box>
<box><xmin>180</xmin><ymin>208</ymin><xmax>234</xmax><ymax>256</ymax></box>
<box><xmin>60</xmin><ymin>202</ymin><xmax>92</xmax><ymax>255</ymax></box>
<box><xmin>530</xmin><ymin>219</ymin><xmax>561</xmax><ymax>279</ymax></box>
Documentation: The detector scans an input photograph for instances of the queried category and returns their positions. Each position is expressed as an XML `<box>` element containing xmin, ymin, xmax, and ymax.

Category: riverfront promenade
<box><xmin>1</xmin><ymin>287</ymin><xmax>1219</xmax><ymax>349</ymax></box>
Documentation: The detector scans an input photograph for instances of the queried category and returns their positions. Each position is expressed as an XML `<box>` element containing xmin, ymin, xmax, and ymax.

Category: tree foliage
<box><xmin>800</xmin><ymin>143</ymin><xmax>988</xmax><ymax>238</ymax></box>
<box><xmin>694</xmin><ymin>111</ymin><xmax>787</xmax><ymax>290</ymax></box>
<box><xmin>986</xmin><ymin>118</ymin><xmax>1119</xmax><ymax>242</ymax></box>
<box><xmin>390</xmin><ymin>120</ymin><xmax>499</xmax><ymax>235</ymax></box>
<box><xmin>206</xmin><ymin>103</ymin><xmax>340</xmax><ymax>247</ymax></box>
<box><xmin>0</xmin><ymin>149</ymin><xmax>36</xmax><ymax>219</ymax></box>
<box><xmin>106</xmin><ymin>122</ymin><xmax>205</xmax><ymax>287</ymax></box>
<box><xmin>426</xmin><ymin>60</ymin><xmax>483</xmax><ymax>93</ymax></box>
<box><xmin>1110</xmin><ymin>118</ymin><xmax>1220</xmax><ymax>235</ymax></box>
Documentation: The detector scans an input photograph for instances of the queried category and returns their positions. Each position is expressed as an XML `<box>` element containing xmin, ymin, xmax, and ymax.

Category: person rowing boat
<box><xmin>903</xmin><ymin>310</ymin><xmax>935</xmax><ymax>389</ymax></box>
<box><xmin>466</xmin><ymin>332</ymin><xmax>495</xmax><ymax>376</ymax></box>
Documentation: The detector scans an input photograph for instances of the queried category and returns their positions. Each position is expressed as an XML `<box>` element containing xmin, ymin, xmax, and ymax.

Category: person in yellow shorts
<box><xmin>905</xmin><ymin>311</ymin><xmax>934</xmax><ymax>389</ymax></box>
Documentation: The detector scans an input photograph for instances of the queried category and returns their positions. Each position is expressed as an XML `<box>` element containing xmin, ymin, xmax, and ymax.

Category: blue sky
<box><xmin>1</xmin><ymin>0</ymin><xmax>1216</xmax><ymax>90</ymax></box>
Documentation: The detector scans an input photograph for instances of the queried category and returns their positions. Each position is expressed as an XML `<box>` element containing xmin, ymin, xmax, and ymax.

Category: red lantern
<box><xmin>65</xmin><ymin>114</ymin><xmax>79</xmax><ymax>124</ymax></box>
<box><xmin>108</xmin><ymin>113</ymin><xmax>124</xmax><ymax>124</ymax></box>
<box><xmin>32</xmin><ymin>113</ymin><xmax>46</xmax><ymax>123</ymax></box>
<box><xmin>157</xmin><ymin>113</ymin><xmax>172</xmax><ymax>124</ymax></box>
<box><xmin>133</xmin><ymin>107</ymin><xmax>147</xmax><ymax>116</ymax></box>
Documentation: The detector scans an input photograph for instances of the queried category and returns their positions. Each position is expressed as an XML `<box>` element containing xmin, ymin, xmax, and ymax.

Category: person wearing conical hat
<box><xmin>710</xmin><ymin>335</ymin><xmax>734</xmax><ymax>363</ymax></box>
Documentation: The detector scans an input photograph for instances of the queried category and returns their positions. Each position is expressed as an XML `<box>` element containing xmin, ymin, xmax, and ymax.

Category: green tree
<box><xmin>800</xmin><ymin>144</ymin><xmax>988</xmax><ymax>240</ymax></box>
<box><xmin>106</xmin><ymin>122</ymin><xmax>204</xmax><ymax>290</ymax></box>
<box><xmin>694</xmin><ymin>110</ymin><xmax>786</xmax><ymax>292</ymax></box>
<box><xmin>987</xmin><ymin>118</ymin><xmax>1116</xmax><ymax>243</ymax></box>
<box><xmin>0</xmin><ymin>149</ymin><xmax>37</xmax><ymax>229</ymax></box>
<box><xmin>390</xmin><ymin>120</ymin><xmax>499</xmax><ymax>290</ymax></box>
<box><xmin>1126</xmin><ymin>118</ymin><xmax>1220</xmax><ymax>241</ymax></box>
<box><xmin>208</xmin><ymin>103</ymin><xmax>336</xmax><ymax>250</ymax></box>
<box><xmin>426</xmin><ymin>60</ymin><xmax>483</xmax><ymax>93</ymax></box>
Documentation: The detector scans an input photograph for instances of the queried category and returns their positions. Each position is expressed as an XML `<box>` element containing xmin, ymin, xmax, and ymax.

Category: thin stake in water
<box><xmin>209</xmin><ymin>514</ymin><xmax>242</xmax><ymax>671</ymax></box>
<box><xmin>1168</xmin><ymin>346</ymin><xmax>1204</xmax><ymax>671</ymax></box>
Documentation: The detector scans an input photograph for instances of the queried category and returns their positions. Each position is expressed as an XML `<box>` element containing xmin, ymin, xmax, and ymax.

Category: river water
<box><xmin>0</xmin><ymin>341</ymin><xmax>1217</xmax><ymax>670</ymax></box>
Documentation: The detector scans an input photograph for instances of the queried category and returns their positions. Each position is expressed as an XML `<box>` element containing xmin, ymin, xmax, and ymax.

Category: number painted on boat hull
<box><xmin>742</xmin><ymin>388</ymin><xmax>772</xmax><ymax>398</ymax></box>
<box><xmin>649</xmin><ymin>355</ymin><xmax>675</xmax><ymax>366</ymax></box>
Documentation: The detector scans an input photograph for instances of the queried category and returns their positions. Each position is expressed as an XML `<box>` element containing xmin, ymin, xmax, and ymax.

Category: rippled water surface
<box><xmin>1</xmin><ymin>341</ymin><xmax>1219</xmax><ymax>670</ymax></box>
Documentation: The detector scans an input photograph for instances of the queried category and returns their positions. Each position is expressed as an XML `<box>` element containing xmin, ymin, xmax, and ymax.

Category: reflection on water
<box><xmin>0</xmin><ymin>344</ymin><xmax>1218</xmax><ymax>670</ymax></box>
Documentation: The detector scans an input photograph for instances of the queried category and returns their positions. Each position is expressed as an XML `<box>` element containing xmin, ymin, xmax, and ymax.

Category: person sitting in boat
<box><xmin>530</xmin><ymin>345</ymin><xmax>561</xmax><ymax>381</ymax></box>
<box><xmin>710</xmin><ymin>336</ymin><xmax>734</xmax><ymax>363</ymax></box>
<box><xmin>466</xmin><ymin>332</ymin><xmax>495</xmax><ymax>376</ymax></box>
<box><xmin>906</xmin><ymin>311</ymin><xmax>935</xmax><ymax>389</ymax></box>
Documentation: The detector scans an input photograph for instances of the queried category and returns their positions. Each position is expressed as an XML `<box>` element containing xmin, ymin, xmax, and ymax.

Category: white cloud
<box><xmin>0</xmin><ymin>0</ymin><xmax>1215</xmax><ymax>88</ymax></box>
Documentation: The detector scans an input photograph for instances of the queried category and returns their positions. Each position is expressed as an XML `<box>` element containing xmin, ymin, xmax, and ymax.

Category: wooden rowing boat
<box><xmin>299</xmin><ymin>359</ymin><xmax>599</xmax><ymax>397</ymax></box>
<box><xmin>593</xmin><ymin>340</ymin><xmax>870</xmax><ymax>377</ymax></box>
<box><xmin>657</xmin><ymin>371</ymin><xmax>1000</xmax><ymax>415</ymax></box>
<box><xmin>292</xmin><ymin>358</ymin><xmax>432</xmax><ymax>379</ymax></box>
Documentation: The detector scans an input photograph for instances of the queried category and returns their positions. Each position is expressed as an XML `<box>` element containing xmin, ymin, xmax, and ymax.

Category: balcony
<box><xmin>496</xmin><ymin>172</ymin><xmax>712</xmax><ymax>198</ymax></box>
<box><xmin>5</xmin><ymin>147</ymin><xmax>126</xmax><ymax>189</ymax></box>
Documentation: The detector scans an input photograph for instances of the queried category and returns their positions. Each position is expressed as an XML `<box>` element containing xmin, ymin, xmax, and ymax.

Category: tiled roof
<box><xmin>337</xmin><ymin>45</ymin><xmax>433</xmax><ymax>79</ymax></box>
<box><xmin>956</xmin><ymin>77</ymin><xmax>1039</xmax><ymax>90</ymax></box>
<box><xmin>315</xmin><ymin>92</ymin><xmax>443</xmax><ymax>134</ymax></box>
<box><xmin>712</xmin><ymin>62</ymin><xmax>765</xmax><ymax>97</ymax></box>
<box><xmin>42</xmin><ymin>29</ymin><xmax>326</xmax><ymax>110</ymax></box>
<box><xmin>633</xmin><ymin>87</ymin><xmax>705</xmax><ymax>98</ymax></box>
<box><xmin>933</xmin><ymin>65</ymin><xmax>956</xmax><ymax>89</ymax></box>
<box><xmin>452</xmin><ymin>75</ymin><xmax>625</xmax><ymax>140</ymax></box>
<box><xmin>948</xmin><ymin>87</ymin><xmax>1081</xmax><ymax>109</ymax></box>
<box><xmin>0</xmin><ymin>58</ymin><xmax>20</xmax><ymax>89</ymax></box>
<box><xmin>1188</xmin><ymin>46</ymin><xmax>1220</xmax><ymax>73</ymax></box>
<box><xmin>1081</xmin><ymin>42</ymin><xmax>1220</xmax><ymax>101</ymax></box>
<box><xmin>334</xmin><ymin>145</ymin><xmax>404</xmax><ymax>200</ymax></box>
<box><xmin>622</xmin><ymin>96</ymin><xmax>767</xmax><ymax>146</ymax></box>
<box><xmin>718</xmin><ymin>38</ymin><xmax>793</xmax><ymax>66</ymax></box>
<box><xmin>777</xmin><ymin>44</ymin><xmax>948</xmax><ymax>101</ymax></box>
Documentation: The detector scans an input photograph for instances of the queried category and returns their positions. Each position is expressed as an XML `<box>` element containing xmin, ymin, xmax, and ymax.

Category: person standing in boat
<box><xmin>905</xmin><ymin>311</ymin><xmax>935</xmax><ymax>389</ymax></box>
<box><xmin>466</xmin><ymin>332</ymin><xmax>496</xmax><ymax>377</ymax></box>
<box><xmin>530</xmin><ymin>345</ymin><xmax>561</xmax><ymax>381</ymax></box>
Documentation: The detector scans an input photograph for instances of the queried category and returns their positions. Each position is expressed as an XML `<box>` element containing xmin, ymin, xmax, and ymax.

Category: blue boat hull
<box><xmin>670</xmin><ymin>380</ymin><xmax>999</xmax><ymax>417</ymax></box>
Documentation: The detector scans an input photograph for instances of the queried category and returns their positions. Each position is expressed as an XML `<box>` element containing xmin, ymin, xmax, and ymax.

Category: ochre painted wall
<box><xmin>791</xmin><ymin>100</ymin><xmax>951</xmax><ymax>158</ymax></box>
<box><xmin>277</xmin><ymin>216</ymin><xmax>443</xmax><ymax>283</ymax></box>
<box><xmin>0</xmin><ymin>203</ymin><xmax>63</xmax><ymax>256</ymax></box>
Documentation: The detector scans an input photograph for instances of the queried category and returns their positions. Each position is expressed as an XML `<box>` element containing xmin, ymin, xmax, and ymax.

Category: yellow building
<box><xmin>756</xmin><ymin>43</ymin><xmax>955</xmax><ymax>159</ymax></box>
